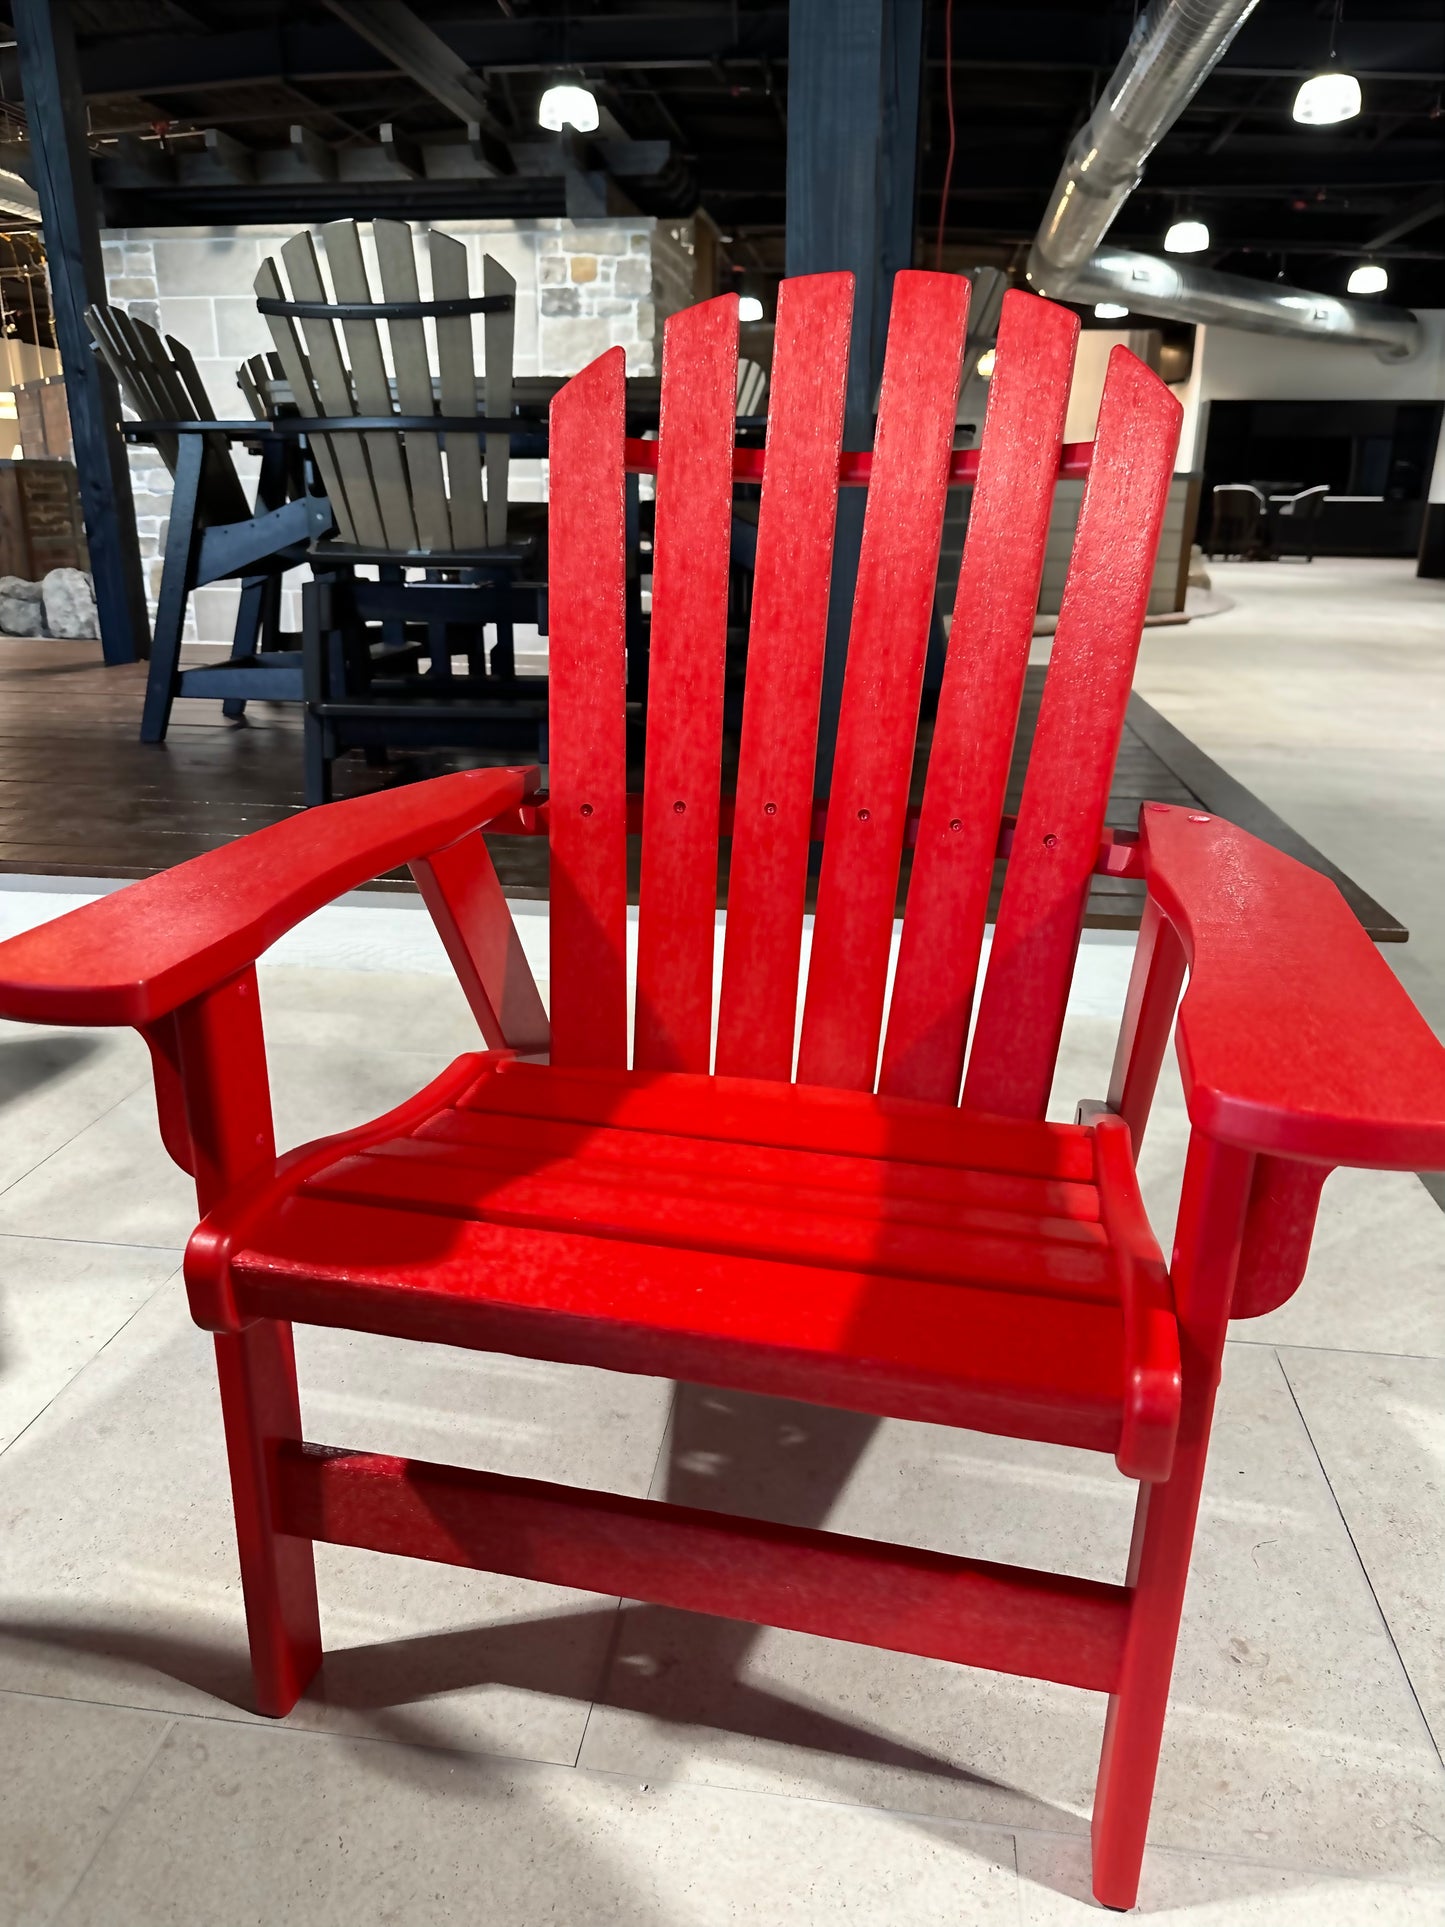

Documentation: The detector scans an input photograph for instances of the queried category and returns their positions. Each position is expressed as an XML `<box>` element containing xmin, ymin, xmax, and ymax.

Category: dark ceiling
<box><xmin>1</xmin><ymin>1</ymin><xmax>1442</xmax><ymax>307</ymax></box>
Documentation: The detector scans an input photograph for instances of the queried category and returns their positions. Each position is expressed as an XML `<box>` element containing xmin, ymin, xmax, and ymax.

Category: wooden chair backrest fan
<box><xmin>87</xmin><ymin>300</ymin><xmax>251</xmax><ymax>527</ymax></box>
<box><xmin>547</xmin><ymin>272</ymin><xmax>1182</xmax><ymax>1113</ymax></box>
<box><xmin>253</xmin><ymin>218</ymin><xmax>516</xmax><ymax>556</ymax></box>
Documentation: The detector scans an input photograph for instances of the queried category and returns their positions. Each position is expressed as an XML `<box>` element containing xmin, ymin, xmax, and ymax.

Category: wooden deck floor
<box><xmin>0</xmin><ymin>639</ymin><xmax>1402</xmax><ymax>938</ymax></box>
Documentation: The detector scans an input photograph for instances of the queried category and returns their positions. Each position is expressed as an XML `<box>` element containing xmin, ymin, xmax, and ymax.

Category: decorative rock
<box><xmin>42</xmin><ymin>567</ymin><xmax>98</xmax><ymax>640</ymax></box>
<box><xmin>0</xmin><ymin>579</ymin><xmax>44</xmax><ymax>636</ymax></box>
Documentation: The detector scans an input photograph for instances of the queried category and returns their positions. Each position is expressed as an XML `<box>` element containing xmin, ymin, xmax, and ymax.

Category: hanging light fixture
<box><xmin>538</xmin><ymin>81</ymin><xmax>599</xmax><ymax>133</ymax></box>
<box><xmin>1293</xmin><ymin>70</ymin><xmax>1361</xmax><ymax>124</ymax></box>
<box><xmin>1347</xmin><ymin>262</ymin><xmax>1388</xmax><ymax>295</ymax></box>
<box><xmin>1293</xmin><ymin>0</ymin><xmax>1361</xmax><ymax>124</ymax></box>
<box><xmin>1094</xmin><ymin>302</ymin><xmax>1130</xmax><ymax>319</ymax></box>
<box><xmin>737</xmin><ymin>295</ymin><xmax>765</xmax><ymax>323</ymax></box>
<box><xmin>1164</xmin><ymin>218</ymin><xmax>1210</xmax><ymax>254</ymax></box>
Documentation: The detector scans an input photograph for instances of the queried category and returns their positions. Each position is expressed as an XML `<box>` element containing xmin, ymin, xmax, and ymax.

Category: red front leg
<box><xmin>168</xmin><ymin>970</ymin><xmax>322</xmax><ymax>1716</ymax></box>
<box><xmin>1090</xmin><ymin>1131</ymin><xmax>1253</xmax><ymax>1910</ymax></box>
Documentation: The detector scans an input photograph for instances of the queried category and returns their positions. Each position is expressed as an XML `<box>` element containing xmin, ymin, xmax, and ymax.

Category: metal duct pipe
<box><xmin>0</xmin><ymin>168</ymin><xmax>40</xmax><ymax>223</ymax></box>
<box><xmin>1025</xmin><ymin>0</ymin><xmax>1422</xmax><ymax>362</ymax></box>
<box><xmin>1056</xmin><ymin>245</ymin><xmax>1423</xmax><ymax>360</ymax></box>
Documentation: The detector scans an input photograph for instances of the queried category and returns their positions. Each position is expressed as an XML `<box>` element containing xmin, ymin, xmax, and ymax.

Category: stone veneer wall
<box><xmin>100</xmin><ymin>215</ymin><xmax>697</xmax><ymax>645</ymax></box>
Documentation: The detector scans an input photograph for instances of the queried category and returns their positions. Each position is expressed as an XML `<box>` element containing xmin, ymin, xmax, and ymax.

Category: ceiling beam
<box><xmin>31</xmin><ymin>9</ymin><xmax>1442</xmax><ymax>106</ymax></box>
<box><xmin>316</xmin><ymin>0</ymin><xmax>510</xmax><ymax>170</ymax></box>
<box><xmin>1366</xmin><ymin>188</ymin><xmax>1445</xmax><ymax>249</ymax></box>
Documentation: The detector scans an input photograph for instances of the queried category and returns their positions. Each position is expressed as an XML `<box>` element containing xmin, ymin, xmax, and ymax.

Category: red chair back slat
<box><xmin>962</xmin><ymin>348</ymin><xmax>1183</xmax><ymax>1118</ymax></box>
<box><xmin>633</xmin><ymin>296</ymin><xmax>740</xmax><ymax>1072</ymax></box>
<box><xmin>546</xmin><ymin>348</ymin><xmax>630</xmax><ymax>1068</ymax></box>
<box><xmin>795</xmin><ymin>270</ymin><xmax>972</xmax><ymax>1090</ymax></box>
<box><xmin>715</xmin><ymin>273</ymin><xmax>853</xmax><ymax>1080</ymax></box>
<box><xmin>879</xmin><ymin>291</ymin><xmax>1078</xmax><ymax>1104</ymax></box>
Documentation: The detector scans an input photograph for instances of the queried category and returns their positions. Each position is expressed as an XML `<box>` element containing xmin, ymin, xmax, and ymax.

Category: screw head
<box><xmin>580</xmin><ymin>802</ymin><xmax>593</xmax><ymax>817</ymax></box>
<box><xmin>673</xmin><ymin>799</ymin><xmax>686</xmax><ymax>814</ymax></box>
<box><xmin>857</xmin><ymin>808</ymin><xmax>870</xmax><ymax>822</ymax></box>
<box><xmin>764</xmin><ymin>801</ymin><xmax>777</xmax><ymax>815</ymax></box>
<box><xmin>1188</xmin><ymin>813</ymin><xmax>1212</xmax><ymax>824</ymax></box>
<box><xmin>1043</xmin><ymin>832</ymin><xmax>1059</xmax><ymax>848</ymax></box>
<box><xmin>949</xmin><ymin>819</ymin><xmax>962</xmax><ymax>833</ymax></box>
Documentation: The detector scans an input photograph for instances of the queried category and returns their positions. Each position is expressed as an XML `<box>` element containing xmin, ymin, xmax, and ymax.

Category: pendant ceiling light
<box><xmin>1094</xmin><ymin>303</ymin><xmax>1130</xmax><ymax>320</ymax></box>
<box><xmin>1164</xmin><ymin>219</ymin><xmax>1210</xmax><ymax>254</ymax></box>
<box><xmin>538</xmin><ymin>82</ymin><xmax>599</xmax><ymax>133</ymax></box>
<box><xmin>1293</xmin><ymin>70</ymin><xmax>1361</xmax><ymax>124</ymax></box>
<box><xmin>1347</xmin><ymin>263</ymin><xmax>1388</xmax><ymax>295</ymax></box>
<box><xmin>1292</xmin><ymin>1</ymin><xmax>1361</xmax><ymax>124</ymax></box>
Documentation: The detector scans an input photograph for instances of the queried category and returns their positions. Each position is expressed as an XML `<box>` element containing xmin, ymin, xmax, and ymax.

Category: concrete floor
<box><xmin>0</xmin><ymin>557</ymin><xmax>1442</xmax><ymax>1923</ymax></box>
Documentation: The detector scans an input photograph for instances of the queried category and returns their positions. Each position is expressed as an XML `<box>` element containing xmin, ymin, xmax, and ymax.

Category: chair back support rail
<box><xmin>6</xmin><ymin>273</ymin><xmax>1445</xmax><ymax>1917</ymax></box>
<box><xmin>254</xmin><ymin>219</ymin><xmax>516</xmax><ymax>556</ymax></box>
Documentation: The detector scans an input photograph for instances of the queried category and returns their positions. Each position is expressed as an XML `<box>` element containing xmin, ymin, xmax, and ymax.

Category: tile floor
<box><xmin>1</xmin><ymin>558</ymin><xmax>1443</xmax><ymax>1922</ymax></box>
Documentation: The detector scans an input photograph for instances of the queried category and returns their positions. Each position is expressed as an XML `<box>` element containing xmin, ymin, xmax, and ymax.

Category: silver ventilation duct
<box><xmin>1025</xmin><ymin>0</ymin><xmax>1422</xmax><ymax>362</ymax></box>
<box><xmin>0</xmin><ymin>168</ymin><xmax>40</xmax><ymax>223</ymax></box>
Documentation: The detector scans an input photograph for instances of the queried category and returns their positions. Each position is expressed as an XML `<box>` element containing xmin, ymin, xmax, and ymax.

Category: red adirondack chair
<box><xmin>3</xmin><ymin>273</ymin><xmax>1444</xmax><ymax>1912</ymax></box>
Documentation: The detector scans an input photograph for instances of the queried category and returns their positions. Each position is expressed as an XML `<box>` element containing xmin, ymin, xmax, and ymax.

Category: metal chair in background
<box><xmin>1272</xmin><ymin>482</ymin><xmax>1329</xmax><ymax>562</ymax></box>
<box><xmin>1204</xmin><ymin>482</ymin><xmax>1267</xmax><ymax>561</ymax></box>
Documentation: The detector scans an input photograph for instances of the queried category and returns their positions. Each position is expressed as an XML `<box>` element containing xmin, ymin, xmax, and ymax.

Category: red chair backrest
<box><xmin>547</xmin><ymin>271</ymin><xmax>1182</xmax><ymax>1114</ymax></box>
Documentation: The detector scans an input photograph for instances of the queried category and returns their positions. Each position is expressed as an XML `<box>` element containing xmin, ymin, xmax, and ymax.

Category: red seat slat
<box><xmin>797</xmin><ymin>270</ymin><xmax>972</xmax><ymax>1091</ymax></box>
<box><xmin>230</xmin><ymin>1197</ymin><xmax>1127</xmax><ymax>1453</ymax></box>
<box><xmin>410</xmin><ymin>1104</ymin><xmax>1103</xmax><ymax>1223</ymax></box>
<box><xmin>634</xmin><ymin>295</ymin><xmax>740</xmax><ymax>1073</ymax></box>
<box><xmin>880</xmin><ymin>292</ymin><xmax>1078</xmax><ymax>1104</ymax></box>
<box><xmin>305</xmin><ymin>1145</ymin><xmax>1114</xmax><ymax>1296</ymax></box>
<box><xmin>716</xmin><ymin>272</ymin><xmax>853</xmax><ymax>1079</ymax></box>
<box><xmin>454</xmin><ymin>1056</ymin><xmax>1095</xmax><ymax>1182</ymax></box>
<box><xmin>546</xmin><ymin>348</ymin><xmax>630</xmax><ymax>1067</ymax></box>
<box><xmin>964</xmin><ymin>349</ymin><xmax>1183</xmax><ymax>1119</ymax></box>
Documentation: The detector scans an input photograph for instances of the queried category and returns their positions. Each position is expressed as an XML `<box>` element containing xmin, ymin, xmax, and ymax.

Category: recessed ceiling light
<box><xmin>538</xmin><ymin>82</ymin><xmax>599</xmax><ymax>133</ymax></box>
<box><xmin>737</xmin><ymin>295</ymin><xmax>765</xmax><ymax>323</ymax></box>
<box><xmin>1094</xmin><ymin>302</ymin><xmax>1130</xmax><ymax>319</ymax></box>
<box><xmin>1292</xmin><ymin>70</ymin><xmax>1362</xmax><ymax>124</ymax></box>
<box><xmin>1164</xmin><ymin>219</ymin><xmax>1210</xmax><ymax>254</ymax></box>
<box><xmin>1347</xmin><ymin>262</ymin><xmax>1388</xmax><ymax>295</ymax></box>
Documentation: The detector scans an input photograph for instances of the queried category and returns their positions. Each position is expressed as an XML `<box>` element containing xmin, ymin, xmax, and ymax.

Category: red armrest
<box><xmin>1141</xmin><ymin>804</ymin><xmax>1445</xmax><ymax>1169</ymax></box>
<box><xmin>0</xmin><ymin>768</ymin><xmax>536</xmax><ymax>1028</ymax></box>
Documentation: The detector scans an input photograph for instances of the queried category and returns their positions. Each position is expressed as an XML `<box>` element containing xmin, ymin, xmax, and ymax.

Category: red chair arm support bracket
<box><xmin>0</xmin><ymin>767</ymin><xmax>538</xmax><ymax>1029</ymax></box>
<box><xmin>1232</xmin><ymin>1155</ymin><xmax>1330</xmax><ymax>1319</ymax></box>
<box><xmin>1141</xmin><ymin>803</ymin><xmax>1445</xmax><ymax>1169</ymax></box>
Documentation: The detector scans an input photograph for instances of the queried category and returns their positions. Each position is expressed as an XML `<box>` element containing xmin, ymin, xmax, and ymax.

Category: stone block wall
<box><xmin>100</xmin><ymin>215</ymin><xmax>695</xmax><ymax>644</ymax></box>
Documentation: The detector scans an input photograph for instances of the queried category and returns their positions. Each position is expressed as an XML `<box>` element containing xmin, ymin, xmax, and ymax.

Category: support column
<box><xmin>13</xmin><ymin>0</ymin><xmax>150</xmax><ymax>663</ymax></box>
<box><xmin>786</xmin><ymin>0</ymin><xmax>924</xmax><ymax>788</ymax></box>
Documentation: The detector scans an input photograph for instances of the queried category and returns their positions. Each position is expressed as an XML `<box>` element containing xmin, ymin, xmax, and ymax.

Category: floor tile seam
<box><xmin>0</xmin><ymin>1227</ymin><xmax>186</xmax><ymax>1254</ymax></box>
<box><xmin>1273</xmin><ymin>1345</ymin><xmax>1445</xmax><ymax>1772</ymax></box>
<box><xmin>0</xmin><ymin>1262</ymin><xmax>184</xmax><ymax>1465</ymax></box>
<box><xmin>0</xmin><ymin>1075</ymin><xmax>152</xmax><ymax>1205</ymax></box>
<box><xmin>0</xmin><ymin>1230</ymin><xmax>183</xmax><ymax>1260</ymax></box>
<box><xmin>571</xmin><ymin>1382</ymin><xmax>685</xmax><ymax>1770</ymax></box>
<box><xmin>1229</xmin><ymin>1337</ymin><xmax>1444</xmax><ymax>1365</ymax></box>
<box><xmin>48</xmin><ymin>1714</ymin><xmax>178</xmax><ymax>1925</ymax></box>
<box><xmin>4</xmin><ymin>1668</ymin><xmax>1445</xmax><ymax>1894</ymax></box>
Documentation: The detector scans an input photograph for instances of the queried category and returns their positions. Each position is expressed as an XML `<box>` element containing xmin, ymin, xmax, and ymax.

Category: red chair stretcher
<box><xmin>2</xmin><ymin>272</ymin><xmax>1443</xmax><ymax>1912</ymax></box>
